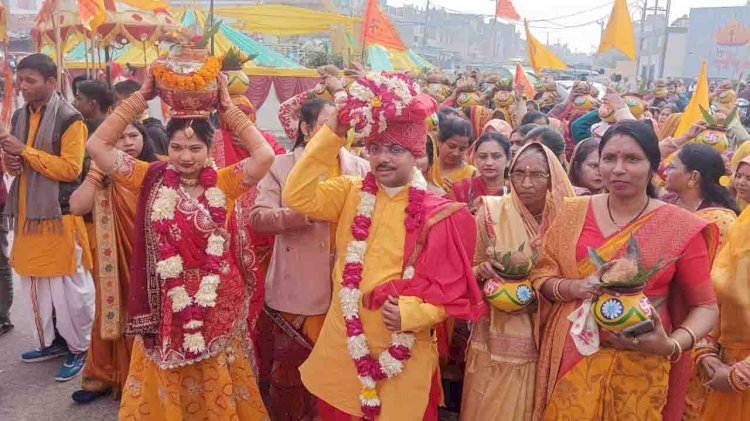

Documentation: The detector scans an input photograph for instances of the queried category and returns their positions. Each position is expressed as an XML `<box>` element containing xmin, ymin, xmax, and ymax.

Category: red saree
<box><xmin>532</xmin><ymin>197</ymin><xmax>719</xmax><ymax>420</ymax></box>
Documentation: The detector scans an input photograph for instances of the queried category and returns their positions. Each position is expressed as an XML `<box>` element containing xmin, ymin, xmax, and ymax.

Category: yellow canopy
<box><xmin>213</xmin><ymin>4</ymin><xmax>359</xmax><ymax>36</ymax></box>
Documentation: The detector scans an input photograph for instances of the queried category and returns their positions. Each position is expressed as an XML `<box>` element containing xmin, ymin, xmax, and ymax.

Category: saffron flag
<box><xmin>597</xmin><ymin>0</ymin><xmax>636</xmax><ymax>60</ymax></box>
<box><xmin>119</xmin><ymin>0</ymin><xmax>170</xmax><ymax>11</ymax></box>
<box><xmin>514</xmin><ymin>62</ymin><xmax>535</xmax><ymax>99</ymax></box>
<box><xmin>0</xmin><ymin>4</ymin><xmax>7</xmax><ymax>44</ymax></box>
<box><xmin>79</xmin><ymin>0</ymin><xmax>107</xmax><ymax>32</ymax></box>
<box><xmin>524</xmin><ymin>20</ymin><xmax>567</xmax><ymax>75</ymax></box>
<box><xmin>362</xmin><ymin>0</ymin><xmax>407</xmax><ymax>51</ymax></box>
<box><xmin>495</xmin><ymin>0</ymin><xmax>520</xmax><ymax>21</ymax></box>
<box><xmin>675</xmin><ymin>61</ymin><xmax>709</xmax><ymax>137</ymax></box>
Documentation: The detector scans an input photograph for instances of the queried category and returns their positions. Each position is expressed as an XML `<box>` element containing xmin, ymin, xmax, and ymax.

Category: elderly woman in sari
<box><xmin>461</xmin><ymin>142</ymin><xmax>574</xmax><ymax>420</ymax></box>
<box><xmin>695</xmin><ymin>156</ymin><xmax>750</xmax><ymax>421</ymax></box>
<box><xmin>450</xmin><ymin>133</ymin><xmax>510</xmax><ymax>213</ymax></box>
<box><xmin>532</xmin><ymin>121</ymin><xmax>719</xmax><ymax>420</ymax></box>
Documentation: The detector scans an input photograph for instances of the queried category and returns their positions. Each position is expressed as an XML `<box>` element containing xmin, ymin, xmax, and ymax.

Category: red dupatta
<box><xmin>362</xmin><ymin>191</ymin><xmax>488</xmax><ymax>322</ymax></box>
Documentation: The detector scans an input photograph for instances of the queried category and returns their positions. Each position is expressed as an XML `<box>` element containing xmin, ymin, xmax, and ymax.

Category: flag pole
<box><xmin>491</xmin><ymin>0</ymin><xmax>497</xmax><ymax>59</ymax></box>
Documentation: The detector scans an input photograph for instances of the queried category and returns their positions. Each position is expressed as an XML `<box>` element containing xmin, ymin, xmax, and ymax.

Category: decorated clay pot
<box><xmin>696</xmin><ymin>127</ymin><xmax>730</xmax><ymax>153</ymax></box>
<box><xmin>624</xmin><ymin>95</ymin><xmax>645</xmax><ymax>119</ymax></box>
<box><xmin>593</xmin><ymin>285</ymin><xmax>652</xmax><ymax>332</ymax></box>
<box><xmin>572</xmin><ymin>95</ymin><xmax>597</xmax><ymax>112</ymax></box>
<box><xmin>156</xmin><ymin>47</ymin><xmax>219</xmax><ymax>118</ymax></box>
<box><xmin>224</xmin><ymin>68</ymin><xmax>250</xmax><ymax>96</ymax></box>
<box><xmin>598</xmin><ymin>104</ymin><xmax>616</xmax><ymax>123</ymax></box>
<box><xmin>427</xmin><ymin>82</ymin><xmax>452</xmax><ymax>103</ymax></box>
<box><xmin>456</xmin><ymin>91</ymin><xmax>483</xmax><ymax>109</ymax></box>
<box><xmin>483</xmin><ymin>271</ymin><xmax>536</xmax><ymax>313</ymax></box>
<box><xmin>653</xmin><ymin>87</ymin><xmax>668</xmax><ymax>98</ymax></box>
<box><xmin>493</xmin><ymin>90</ymin><xmax>515</xmax><ymax>108</ymax></box>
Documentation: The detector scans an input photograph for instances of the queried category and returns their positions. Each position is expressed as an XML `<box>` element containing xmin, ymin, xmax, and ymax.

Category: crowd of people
<box><xmin>0</xmin><ymin>52</ymin><xmax>748</xmax><ymax>421</ymax></box>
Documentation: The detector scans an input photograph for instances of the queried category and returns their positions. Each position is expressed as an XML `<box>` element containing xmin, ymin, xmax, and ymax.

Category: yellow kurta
<box><xmin>10</xmin><ymin>108</ymin><xmax>92</xmax><ymax>277</ymax></box>
<box><xmin>283</xmin><ymin>125</ymin><xmax>446</xmax><ymax>420</ymax></box>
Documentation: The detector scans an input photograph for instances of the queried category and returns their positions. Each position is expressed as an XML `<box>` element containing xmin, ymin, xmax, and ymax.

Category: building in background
<box><xmin>683</xmin><ymin>5</ymin><xmax>750</xmax><ymax>80</ymax></box>
<box><xmin>384</xmin><ymin>3</ymin><xmax>522</xmax><ymax>70</ymax></box>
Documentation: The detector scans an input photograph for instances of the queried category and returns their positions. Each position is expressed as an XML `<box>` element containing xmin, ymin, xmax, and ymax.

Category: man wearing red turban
<box><xmin>282</xmin><ymin>72</ymin><xmax>487</xmax><ymax>420</ymax></box>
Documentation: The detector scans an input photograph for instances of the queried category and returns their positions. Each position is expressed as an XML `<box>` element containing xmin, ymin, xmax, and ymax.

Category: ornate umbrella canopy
<box><xmin>33</xmin><ymin>0</ymin><xmax>177</xmax><ymax>49</ymax></box>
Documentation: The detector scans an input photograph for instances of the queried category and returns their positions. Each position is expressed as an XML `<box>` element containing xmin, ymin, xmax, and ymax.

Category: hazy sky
<box><xmin>386</xmin><ymin>0</ymin><xmax>748</xmax><ymax>53</ymax></box>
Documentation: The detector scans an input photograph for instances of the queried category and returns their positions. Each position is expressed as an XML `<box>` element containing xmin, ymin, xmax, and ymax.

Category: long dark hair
<box><xmin>677</xmin><ymin>143</ymin><xmax>739</xmax><ymax>214</ymax></box>
<box><xmin>129</xmin><ymin>119</ymin><xmax>158</xmax><ymax>163</ymax></box>
<box><xmin>293</xmin><ymin>98</ymin><xmax>333</xmax><ymax>150</ymax></box>
<box><xmin>569</xmin><ymin>137</ymin><xmax>600</xmax><ymax>187</ymax></box>
<box><xmin>600</xmin><ymin>120</ymin><xmax>661</xmax><ymax>198</ymax></box>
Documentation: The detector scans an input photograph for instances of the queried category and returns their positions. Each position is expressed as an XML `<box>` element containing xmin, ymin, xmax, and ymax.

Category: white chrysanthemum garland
<box><xmin>152</xmin><ymin>163</ymin><xmax>228</xmax><ymax>359</ymax></box>
<box><xmin>341</xmin><ymin>168</ymin><xmax>427</xmax><ymax>419</ymax></box>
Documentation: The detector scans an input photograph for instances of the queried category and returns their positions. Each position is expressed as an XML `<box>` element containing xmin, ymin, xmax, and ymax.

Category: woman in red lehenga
<box><xmin>87</xmin><ymin>71</ymin><xmax>274</xmax><ymax>419</ymax></box>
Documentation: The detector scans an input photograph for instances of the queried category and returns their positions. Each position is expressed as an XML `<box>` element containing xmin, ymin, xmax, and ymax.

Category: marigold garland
<box><xmin>153</xmin><ymin>56</ymin><xmax>221</xmax><ymax>91</ymax></box>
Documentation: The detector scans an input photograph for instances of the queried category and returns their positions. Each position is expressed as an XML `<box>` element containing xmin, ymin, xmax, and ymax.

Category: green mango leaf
<box><xmin>517</xmin><ymin>242</ymin><xmax>526</xmax><ymax>253</ymax></box>
<box><xmin>501</xmin><ymin>251</ymin><xmax>512</xmax><ymax>270</ymax></box>
<box><xmin>699</xmin><ymin>105</ymin><xmax>715</xmax><ymax>126</ymax></box>
<box><xmin>587</xmin><ymin>247</ymin><xmax>606</xmax><ymax>269</ymax></box>
<box><xmin>725</xmin><ymin>106</ymin><xmax>739</xmax><ymax>127</ymax></box>
<box><xmin>517</xmin><ymin>262</ymin><xmax>529</xmax><ymax>275</ymax></box>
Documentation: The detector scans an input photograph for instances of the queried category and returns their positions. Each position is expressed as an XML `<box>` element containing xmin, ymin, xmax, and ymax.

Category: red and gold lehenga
<box><xmin>115</xmin><ymin>153</ymin><xmax>267</xmax><ymax>420</ymax></box>
<box><xmin>532</xmin><ymin>197</ymin><xmax>719</xmax><ymax>421</ymax></box>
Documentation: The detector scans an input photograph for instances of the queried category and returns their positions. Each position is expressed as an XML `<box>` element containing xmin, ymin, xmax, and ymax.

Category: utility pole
<box><xmin>635</xmin><ymin>0</ymin><xmax>648</xmax><ymax>84</ymax></box>
<box><xmin>658</xmin><ymin>0</ymin><xmax>671</xmax><ymax>78</ymax></box>
<box><xmin>422</xmin><ymin>0</ymin><xmax>430</xmax><ymax>49</ymax></box>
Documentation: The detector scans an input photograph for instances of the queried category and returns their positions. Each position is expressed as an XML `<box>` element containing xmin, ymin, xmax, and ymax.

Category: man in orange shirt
<box><xmin>0</xmin><ymin>54</ymin><xmax>94</xmax><ymax>382</ymax></box>
<box><xmin>283</xmin><ymin>72</ymin><xmax>487</xmax><ymax>420</ymax></box>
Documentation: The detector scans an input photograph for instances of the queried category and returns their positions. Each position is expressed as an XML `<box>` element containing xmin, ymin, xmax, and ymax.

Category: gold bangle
<box><xmin>668</xmin><ymin>337</ymin><xmax>683</xmax><ymax>362</ymax></box>
<box><xmin>675</xmin><ymin>326</ymin><xmax>697</xmax><ymax>350</ymax></box>
<box><xmin>85</xmin><ymin>174</ymin><xmax>103</xmax><ymax>187</ymax></box>
<box><xmin>552</xmin><ymin>279</ymin><xmax>563</xmax><ymax>301</ymax></box>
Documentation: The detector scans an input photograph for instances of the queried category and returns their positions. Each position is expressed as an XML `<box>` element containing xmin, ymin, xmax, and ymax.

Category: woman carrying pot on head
<box><xmin>531</xmin><ymin>121</ymin><xmax>719</xmax><ymax>421</ymax></box>
<box><xmin>694</xmin><ymin>156</ymin><xmax>750</xmax><ymax>421</ymax></box>
<box><xmin>87</xmin><ymin>69</ymin><xmax>274</xmax><ymax>419</ymax></box>
<box><xmin>250</xmin><ymin>76</ymin><xmax>369</xmax><ymax>420</ymax></box>
<box><xmin>568</xmin><ymin>137</ymin><xmax>605</xmax><ymax>196</ymax></box>
<box><xmin>461</xmin><ymin>142</ymin><xmax>574</xmax><ymax>420</ymax></box>
<box><xmin>450</xmin><ymin>133</ymin><xmax>511</xmax><ymax>213</ymax></box>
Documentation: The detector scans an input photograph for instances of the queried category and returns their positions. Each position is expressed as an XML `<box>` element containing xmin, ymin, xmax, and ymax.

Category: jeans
<box><xmin>0</xmin><ymin>223</ymin><xmax>11</xmax><ymax>325</ymax></box>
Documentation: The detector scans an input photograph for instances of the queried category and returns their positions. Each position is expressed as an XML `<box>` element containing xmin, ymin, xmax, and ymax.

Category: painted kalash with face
<box><xmin>455</xmin><ymin>80</ymin><xmax>485</xmax><ymax>110</ymax></box>
<box><xmin>711</xmin><ymin>79</ymin><xmax>737</xmax><ymax>109</ymax></box>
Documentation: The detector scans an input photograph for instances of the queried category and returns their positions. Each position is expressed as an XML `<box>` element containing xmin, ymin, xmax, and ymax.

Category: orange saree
<box><xmin>532</xmin><ymin>197</ymin><xmax>719</xmax><ymax>420</ymax></box>
<box><xmin>81</xmin><ymin>181</ymin><xmax>138</xmax><ymax>396</ymax></box>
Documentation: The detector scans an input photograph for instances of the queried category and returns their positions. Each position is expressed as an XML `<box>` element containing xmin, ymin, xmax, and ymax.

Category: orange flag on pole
<box><xmin>514</xmin><ymin>62</ymin><xmax>535</xmax><ymax>99</ymax></box>
<box><xmin>675</xmin><ymin>61</ymin><xmax>709</xmax><ymax>137</ymax></box>
<box><xmin>524</xmin><ymin>20</ymin><xmax>567</xmax><ymax>75</ymax></box>
<box><xmin>79</xmin><ymin>0</ymin><xmax>107</xmax><ymax>32</ymax></box>
<box><xmin>597</xmin><ymin>0</ymin><xmax>636</xmax><ymax>60</ymax></box>
<box><xmin>495</xmin><ymin>0</ymin><xmax>520</xmax><ymax>21</ymax></box>
<box><xmin>0</xmin><ymin>4</ymin><xmax>7</xmax><ymax>45</ymax></box>
<box><xmin>362</xmin><ymin>0</ymin><xmax>406</xmax><ymax>51</ymax></box>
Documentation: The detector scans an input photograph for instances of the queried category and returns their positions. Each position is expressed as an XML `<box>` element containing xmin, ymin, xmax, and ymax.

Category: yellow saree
<box><xmin>81</xmin><ymin>181</ymin><xmax>138</xmax><ymax>396</ymax></box>
<box><xmin>699</xmin><ymin>207</ymin><xmax>750</xmax><ymax>421</ymax></box>
<box><xmin>461</xmin><ymin>143</ymin><xmax>574</xmax><ymax>421</ymax></box>
<box><xmin>532</xmin><ymin>197</ymin><xmax>719</xmax><ymax>420</ymax></box>
<box><xmin>429</xmin><ymin>134</ymin><xmax>476</xmax><ymax>191</ymax></box>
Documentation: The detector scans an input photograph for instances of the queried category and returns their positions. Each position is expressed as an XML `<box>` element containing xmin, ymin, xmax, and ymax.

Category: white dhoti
<box><xmin>21</xmin><ymin>244</ymin><xmax>94</xmax><ymax>353</ymax></box>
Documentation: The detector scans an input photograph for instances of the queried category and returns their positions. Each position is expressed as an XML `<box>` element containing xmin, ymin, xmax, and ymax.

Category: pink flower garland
<box><xmin>341</xmin><ymin>170</ymin><xmax>427</xmax><ymax>419</ymax></box>
<box><xmin>153</xmin><ymin>164</ymin><xmax>229</xmax><ymax>359</ymax></box>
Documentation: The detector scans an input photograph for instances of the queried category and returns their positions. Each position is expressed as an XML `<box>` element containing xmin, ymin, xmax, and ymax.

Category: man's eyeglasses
<box><xmin>366</xmin><ymin>143</ymin><xmax>409</xmax><ymax>156</ymax></box>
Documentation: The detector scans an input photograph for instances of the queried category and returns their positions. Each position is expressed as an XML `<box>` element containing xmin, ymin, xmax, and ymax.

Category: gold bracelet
<box><xmin>675</xmin><ymin>326</ymin><xmax>697</xmax><ymax>350</ymax></box>
<box><xmin>668</xmin><ymin>337</ymin><xmax>683</xmax><ymax>363</ymax></box>
<box><xmin>552</xmin><ymin>279</ymin><xmax>564</xmax><ymax>301</ymax></box>
<box><xmin>113</xmin><ymin>92</ymin><xmax>147</xmax><ymax>124</ymax></box>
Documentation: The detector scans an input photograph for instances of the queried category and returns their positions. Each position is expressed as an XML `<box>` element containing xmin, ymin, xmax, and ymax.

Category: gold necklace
<box><xmin>180</xmin><ymin>177</ymin><xmax>199</xmax><ymax>188</ymax></box>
